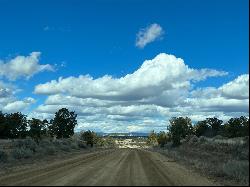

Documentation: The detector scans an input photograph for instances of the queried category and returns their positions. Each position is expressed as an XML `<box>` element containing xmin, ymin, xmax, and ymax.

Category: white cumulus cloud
<box><xmin>3</xmin><ymin>97</ymin><xmax>36</xmax><ymax>113</ymax></box>
<box><xmin>219</xmin><ymin>74</ymin><xmax>249</xmax><ymax>99</ymax></box>
<box><xmin>34</xmin><ymin>53</ymin><xmax>227</xmax><ymax>102</ymax></box>
<box><xmin>0</xmin><ymin>52</ymin><xmax>54</xmax><ymax>81</ymax></box>
<box><xmin>30</xmin><ymin>53</ymin><xmax>247</xmax><ymax>133</ymax></box>
<box><xmin>135</xmin><ymin>23</ymin><xmax>164</xmax><ymax>48</ymax></box>
<box><xmin>186</xmin><ymin>74</ymin><xmax>249</xmax><ymax>113</ymax></box>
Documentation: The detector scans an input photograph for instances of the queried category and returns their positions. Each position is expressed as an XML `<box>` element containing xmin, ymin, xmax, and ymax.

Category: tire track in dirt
<box><xmin>0</xmin><ymin>149</ymin><xmax>114</xmax><ymax>185</ymax></box>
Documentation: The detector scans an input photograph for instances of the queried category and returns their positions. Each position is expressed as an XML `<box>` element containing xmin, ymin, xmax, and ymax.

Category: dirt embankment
<box><xmin>0</xmin><ymin>149</ymin><xmax>218</xmax><ymax>186</ymax></box>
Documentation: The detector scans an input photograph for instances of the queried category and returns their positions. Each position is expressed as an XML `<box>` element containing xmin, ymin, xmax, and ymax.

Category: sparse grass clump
<box><xmin>77</xmin><ymin>140</ymin><xmax>87</xmax><ymax>148</ymax></box>
<box><xmin>45</xmin><ymin>146</ymin><xmax>56</xmax><ymax>155</ymax></box>
<box><xmin>223</xmin><ymin>160</ymin><xmax>249</xmax><ymax>184</ymax></box>
<box><xmin>70</xmin><ymin>142</ymin><xmax>80</xmax><ymax>150</ymax></box>
<box><xmin>59</xmin><ymin>144</ymin><xmax>71</xmax><ymax>152</ymax></box>
<box><xmin>156</xmin><ymin>135</ymin><xmax>249</xmax><ymax>186</ymax></box>
<box><xmin>0</xmin><ymin>137</ymin><xmax>88</xmax><ymax>162</ymax></box>
<box><xmin>13</xmin><ymin>138</ymin><xmax>38</xmax><ymax>152</ymax></box>
<box><xmin>10</xmin><ymin>139</ymin><xmax>37</xmax><ymax>159</ymax></box>
<box><xmin>11</xmin><ymin>147</ymin><xmax>33</xmax><ymax>159</ymax></box>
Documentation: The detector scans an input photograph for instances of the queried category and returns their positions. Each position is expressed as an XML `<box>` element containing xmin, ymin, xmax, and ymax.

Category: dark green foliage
<box><xmin>10</xmin><ymin>112</ymin><xmax>28</xmax><ymax>138</ymax></box>
<box><xmin>241</xmin><ymin>116</ymin><xmax>249</xmax><ymax>136</ymax></box>
<box><xmin>49</xmin><ymin>108</ymin><xmax>77</xmax><ymax>139</ymax></box>
<box><xmin>168</xmin><ymin>117</ymin><xmax>193</xmax><ymax>146</ymax></box>
<box><xmin>224</xmin><ymin>116</ymin><xmax>249</xmax><ymax>138</ymax></box>
<box><xmin>206</xmin><ymin>117</ymin><xmax>223</xmax><ymax>136</ymax></box>
<box><xmin>194</xmin><ymin>120</ymin><xmax>210</xmax><ymax>137</ymax></box>
<box><xmin>80</xmin><ymin>130</ymin><xmax>97</xmax><ymax>147</ymax></box>
<box><xmin>0</xmin><ymin>111</ymin><xmax>8</xmax><ymax>138</ymax></box>
<box><xmin>29</xmin><ymin>118</ymin><xmax>47</xmax><ymax>142</ymax></box>
<box><xmin>41</xmin><ymin>119</ymin><xmax>50</xmax><ymax>137</ymax></box>
<box><xmin>0</xmin><ymin>108</ymin><xmax>248</xmax><ymax>144</ymax></box>
<box><xmin>0</xmin><ymin>112</ymin><xmax>28</xmax><ymax>139</ymax></box>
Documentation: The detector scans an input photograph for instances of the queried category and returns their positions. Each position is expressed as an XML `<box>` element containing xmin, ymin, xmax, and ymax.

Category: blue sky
<box><xmin>0</xmin><ymin>0</ymin><xmax>249</xmax><ymax>132</ymax></box>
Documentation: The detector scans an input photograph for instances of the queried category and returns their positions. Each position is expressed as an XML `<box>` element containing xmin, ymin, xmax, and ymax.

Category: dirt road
<box><xmin>0</xmin><ymin>149</ymin><xmax>217</xmax><ymax>186</ymax></box>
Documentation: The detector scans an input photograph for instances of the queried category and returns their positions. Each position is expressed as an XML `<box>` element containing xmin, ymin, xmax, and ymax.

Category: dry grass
<box><xmin>0</xmin><ymin>138</ymin><xmax>87</xmax><ymax>162</ymax></box>
<box><xmin>155</xmin><ymin>135</ymin><xmax>249</xmax><ymax>186</ymax></box>
<box><xmin>0</xmin><ymin>136</ymin><xmax>115</xmax><ymax>164</ymax></box>
<box><xmin>223</xmin><ymin>160</ymin><xmax>249</xmax><ymax>184</ymax></box>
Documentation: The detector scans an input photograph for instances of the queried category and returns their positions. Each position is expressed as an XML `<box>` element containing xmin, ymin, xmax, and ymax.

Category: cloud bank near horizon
<box><xmin>29</xmin><ymin>53</ymin><xmax>249</xmax><ymax>133</ymax></box>
<box><xmin>0</xmin><ymin>52</ymin><xmax>248</xmax><ymax>132</ymax></box>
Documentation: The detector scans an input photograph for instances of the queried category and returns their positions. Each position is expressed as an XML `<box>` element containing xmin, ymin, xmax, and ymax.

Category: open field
<box><xmin>0</xmin><ymin>148</ymin><xmax>217</xmax><ymax>186</ymax></box>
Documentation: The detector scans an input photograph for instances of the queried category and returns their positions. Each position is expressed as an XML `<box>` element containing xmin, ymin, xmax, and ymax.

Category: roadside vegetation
<box><xmin>0</xmin><ymin>108</ymin><xmax>248</xmax><ymax>185</ymax></box>
<box><xmin>0</xmin><ymin>108</ymin><xmax>116</xmax><ymax>164</ymax></box>
<box><xmin>147</xmin><ymin>116</ymin><xmax>249</xmax><ymax>185</ymax></box>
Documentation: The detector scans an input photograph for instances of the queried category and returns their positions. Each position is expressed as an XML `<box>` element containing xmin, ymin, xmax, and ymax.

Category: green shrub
<box><xmin>147</xmin><ymin>131</ymin><xmax>158</xmax><ymax>146</ymax></box>
<box><xmin>24</xmin><ymin>139</ymin><xmax>38</xmax><ymax>152</ymax></box>
<box><xmin>198</xmin><ymin>136</ymin><xmax>206</xmax><ymax>143</ymax></box>
<box><xmin>168</xmin><ymin>117</ymin><xmax>193</xmax><ymax>146</ymax></box>
<box><xmin>12</xmin><ymin>140</ymin><xmax>22</xmax><ymax>147</ymax></box>
<box><xmin>61</xmin><ymin>139</ymin><xmax>71</xmax><ymax>146</ymax></box>
<box><xmin>214</xmin><ymin>135</ymin><xmax>224</xmax><ymax>139</ymax></box>
<box><xmin>11</xmin><ymin>147</ymin><xmax>33</xmax><ymax>159</ymax></box>
<box><xmin>60</xmin><ymin>144</ymin><xmax>71</xmax><ymax>152</ymax></box>
<box><xmin>77</xmin><ymin>140</ymin><xmax>86</xmax><ymax>148</ymax></box>
<box><xmin>223</xmin><ymin>160</ymin><xmax>249</xmax><ymax>183</ymax></box>
<box><xmin>80</xmin><ymin>130</ymin><xmax>96</xmax><ymax>147</ymax></box>
<box><xmin>13</xmin><ymin>139</ymin><xmax>37</xmax><ymax>152</ymax></box>
<box><xmin>194</xmin><ymin>120</ymin><xmax>210</xmax><ymax>137</ymax></box>
<box><xmin>39</xmin><ymin>139</ymin><xmax>52</xmax><ymax>147</ymax></box>
<box><xmin>224</xmin><ymin>117</ymin><xmax>249</xmax><ymax>138</ymax></box>
<box><xmin>157</xmin><ymin>131</ymin><xmax>169</xmax><ymax>147</ymax></box>
<box><xmin>188</xmin><ymin>135</ymin><xmax>198</xmax><ymax>144</ymax></box>
<box><xmin>70</xmin><ymin>142</ymin><xmax>79</xmax><ymax>149</ymax></box>
<box><xmin>32</xmin><ymin>146</ymin><xmax>46</xmax><ymax>155</ymax></box>
<box><xmin>52</xmin><ymin>139</ymin><xmax>62</xmax><ymax>147</ymax></box>
<box><xmin>0</xmin><ymin>149</ymin><xmax>8</xmax><ymax>162</ymax></box>
<box><xmin>45</xmin><ymin>146</ymin><xmax>56</xmax><ymax>155</ymax></box>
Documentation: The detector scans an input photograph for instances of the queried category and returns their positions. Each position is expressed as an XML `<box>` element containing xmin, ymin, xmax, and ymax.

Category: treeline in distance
<box><xmin>149</xmin><ymin>116</ymin><xmax>249</xmax><ymax>147</ymax></box>
<box><xmin>0</xmin><ymin>108</ymin><xmax>249</xmax><ymax>148</ymax></box>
